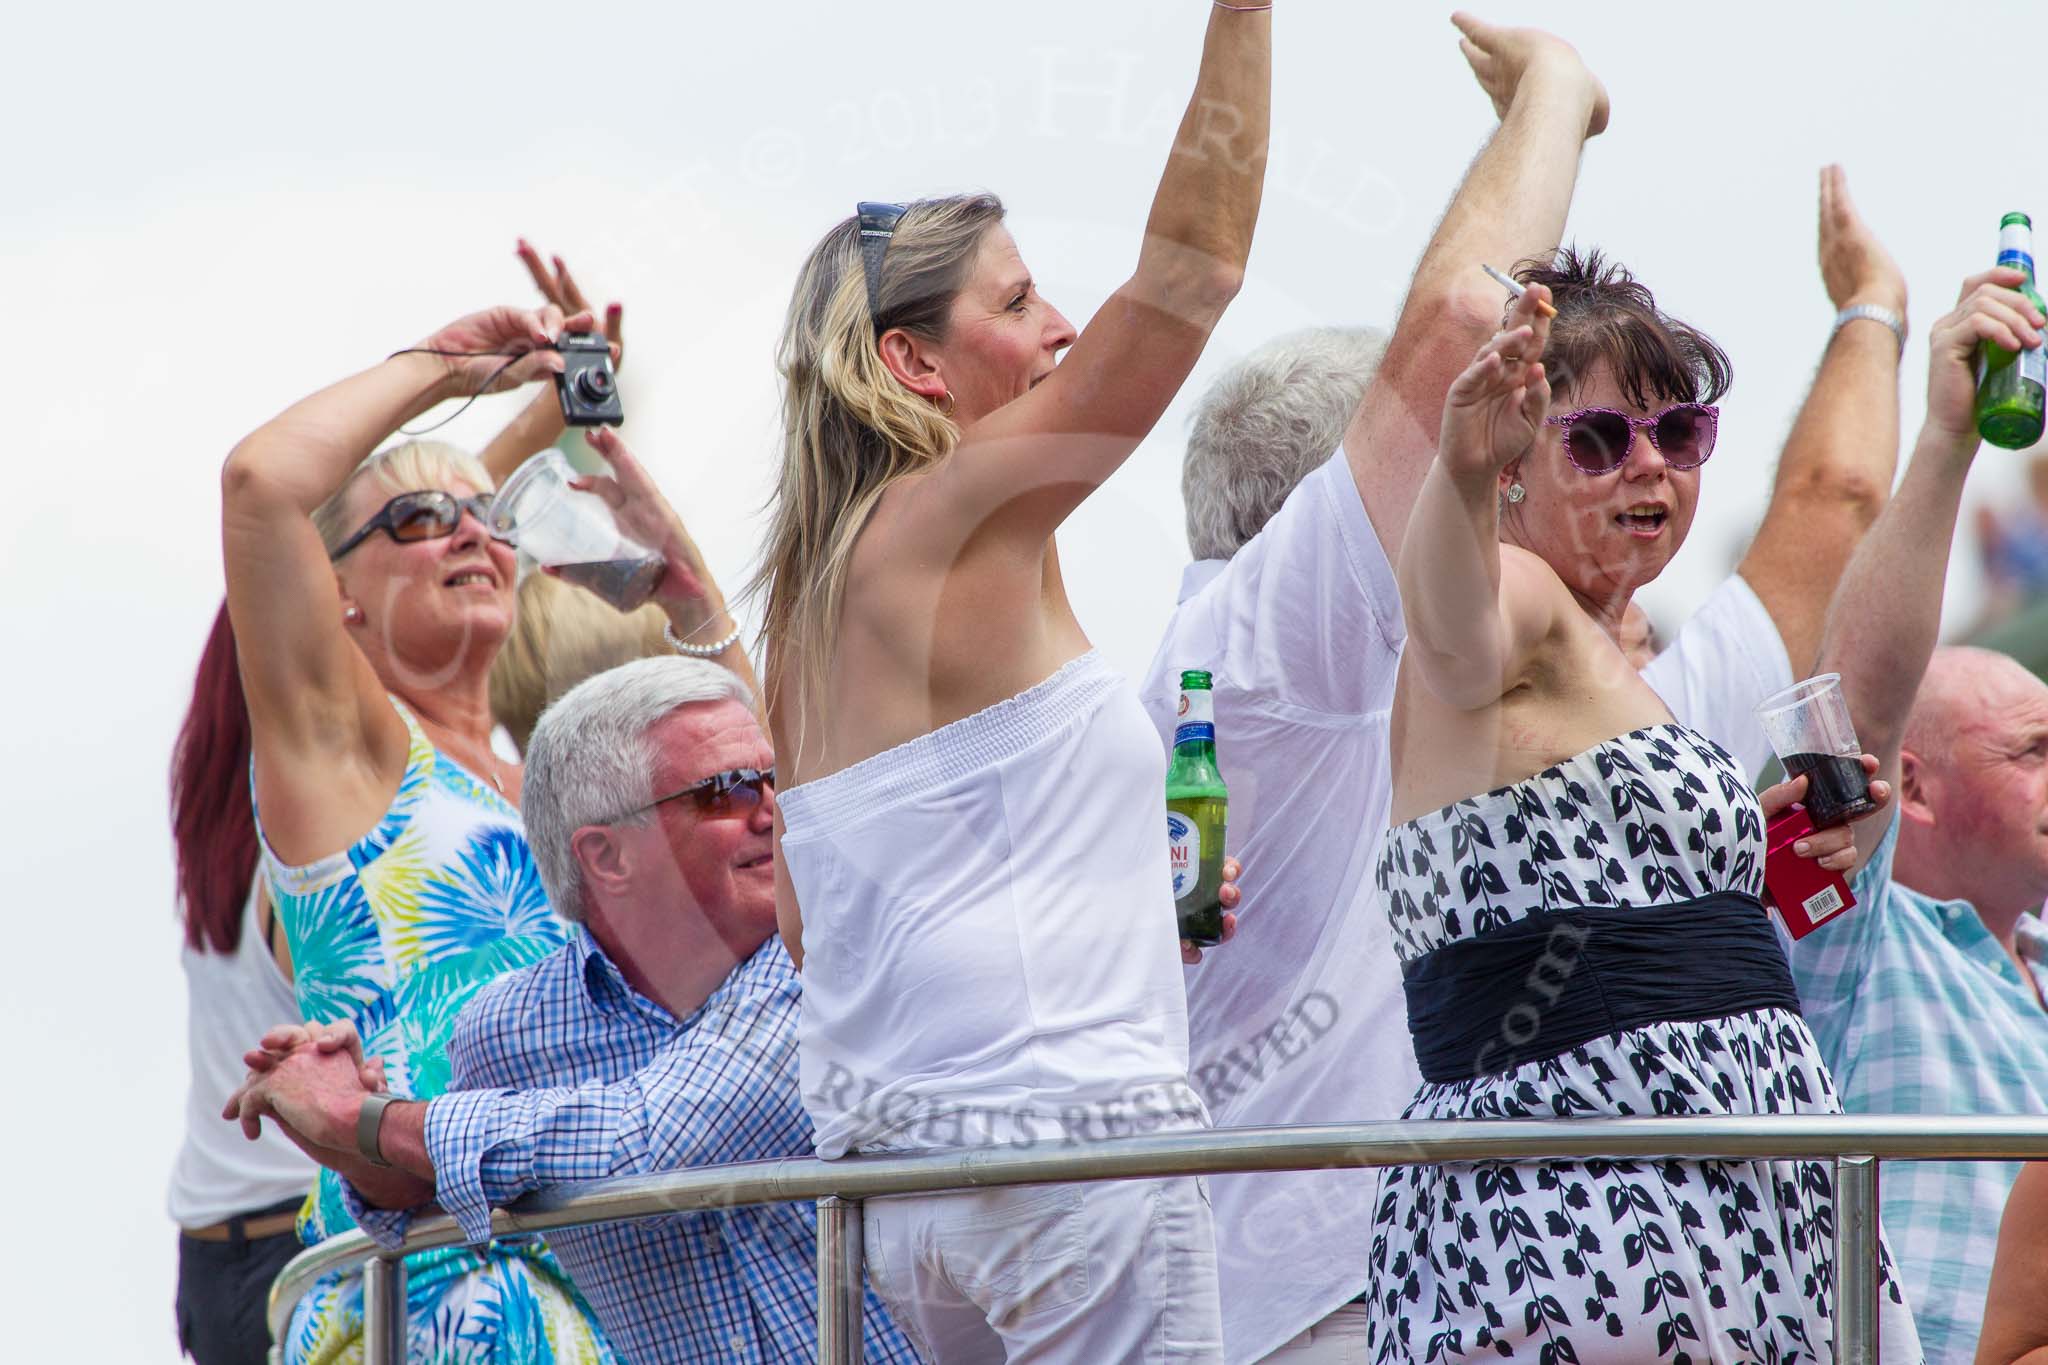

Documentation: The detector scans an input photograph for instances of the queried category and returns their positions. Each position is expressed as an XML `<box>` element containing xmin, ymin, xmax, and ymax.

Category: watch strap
<box><xmin>356</xmin><ymin>1092</ymin><xmax>399</xmax><ymax>1169</ymax></box>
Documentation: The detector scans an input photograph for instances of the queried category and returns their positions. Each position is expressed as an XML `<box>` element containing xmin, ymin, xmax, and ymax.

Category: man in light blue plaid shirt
<box><xmin>232</xmin><ymin>657</ymin><xmax>918</xmax><ymax>1364</ymax></box>
<box><xmin>1784</xmin><ymin>262</ymin><xmax>2048</xmax><ymax>1365</ymax></box>
<box><xmin>1787</xmin><ymin>648</ymin><xmax>2048</xmax><ymax>1364</ymax></box>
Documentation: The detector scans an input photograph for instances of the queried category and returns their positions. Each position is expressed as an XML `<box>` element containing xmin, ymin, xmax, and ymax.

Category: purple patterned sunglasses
<box><xmin>1542</xmin><ymin>403</ymin><xmax>1719</xmax><ymax>475</ymax></box>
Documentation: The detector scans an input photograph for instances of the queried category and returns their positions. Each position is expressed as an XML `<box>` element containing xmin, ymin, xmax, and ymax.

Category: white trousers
<box><xmin>862</xmin><ymin>1176</ymin><xmax>1223</xmax><ymax>1364</ymax></box>
<box><xmin>1255</xmin><ymin>1301</ymin><xmax>1371</xmax><ymax>1363</ymax></box>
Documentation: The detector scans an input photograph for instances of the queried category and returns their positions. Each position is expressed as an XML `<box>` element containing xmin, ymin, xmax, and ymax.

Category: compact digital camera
<box><xmin>553</xmin><ymin>331</ymin><xmax>624</xmax><ymax>426</ymax></box>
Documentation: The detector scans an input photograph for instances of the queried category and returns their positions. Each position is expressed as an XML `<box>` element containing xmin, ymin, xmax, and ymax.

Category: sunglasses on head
<box><xmin>857</xmin><ymin>201</ymin><xmax>909</xmax><ymax>327</ymax></box>
<box><xmin>629</xmin><ymin>767</ymin><xmax>776</xmax><ymax>822</ymax></box>
<box><xmin>1541</xmin><ymin>403</ymin><xmax>1719</xmax><ymax>476</ymax></box>
<box><xmin>329</xmin><ymin>490</ymin><xmax>498</xmax><ymax>561</ymax></box>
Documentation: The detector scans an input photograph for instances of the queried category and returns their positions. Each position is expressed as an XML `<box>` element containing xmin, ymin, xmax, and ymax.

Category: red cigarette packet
<box><xmin>1764</xmin><ymin>804</ymin><xmax>1857</xmax><ymax>939</ymax></box>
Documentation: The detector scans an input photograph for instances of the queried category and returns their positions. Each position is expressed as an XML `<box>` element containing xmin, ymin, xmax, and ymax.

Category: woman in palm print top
<box><xmin>1374</xmin><ymin>258</ymin><xmax>1920</xmax><ymax>1363</ymax></box>
<box><xmin>224</xmin><ymin>286</ymin><xmax>729</xmax><ymax>1362</ymax></box>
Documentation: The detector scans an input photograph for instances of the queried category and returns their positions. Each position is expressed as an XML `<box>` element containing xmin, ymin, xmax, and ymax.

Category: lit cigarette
<box><xmin>1482</xmin><ymin>263</ymin><xmax>1557</xmax><ymax>317</ymax></box>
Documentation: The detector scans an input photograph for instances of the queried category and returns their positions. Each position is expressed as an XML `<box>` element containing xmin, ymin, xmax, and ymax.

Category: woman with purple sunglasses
<box><xmin>1363</xmin><ymin>257</ymin><xmax>1926</xmax><ymax>1361</ymax></box>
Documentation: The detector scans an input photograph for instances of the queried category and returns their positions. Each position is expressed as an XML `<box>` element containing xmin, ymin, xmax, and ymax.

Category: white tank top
<box><xmin>779</xmin><ymin>651</ymin><xmax>1207</xmax><ymax>1158</ymax></box>
<box><xmin>166</xmin><ymin>879</ymin><xmax>317</xmax><ymax>1229</ymax></box>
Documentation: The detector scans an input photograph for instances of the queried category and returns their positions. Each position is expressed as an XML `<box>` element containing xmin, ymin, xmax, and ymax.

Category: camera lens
<box><xmin>576</xmin><ymin>366</ymin><xmax>615</xmax><ymax>402</ymax></box>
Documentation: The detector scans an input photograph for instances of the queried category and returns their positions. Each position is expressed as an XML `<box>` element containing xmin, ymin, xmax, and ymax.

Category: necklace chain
<box><xmin>428</xmin><ymin>725</ymin><xmax>510</xmax><ymax>797</ymax></box>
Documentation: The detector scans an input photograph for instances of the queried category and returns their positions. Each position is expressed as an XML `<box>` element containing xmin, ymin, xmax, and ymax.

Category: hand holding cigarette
<box><xmin>1483</xmin><ymin>262</ymin><xmax>1559</xmax><ymax>317</ymax></box>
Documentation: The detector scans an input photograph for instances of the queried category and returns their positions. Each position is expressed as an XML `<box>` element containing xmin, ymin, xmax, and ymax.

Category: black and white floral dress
<box><xmin>1367</xmin><ymin>724</ymin><xmax>1921</xmax><ymax>1364</ymax></box>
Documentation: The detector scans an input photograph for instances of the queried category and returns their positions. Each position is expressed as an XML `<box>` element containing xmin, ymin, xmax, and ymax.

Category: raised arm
<box><xmin>479</xmin><ymin>242</ymin><xmax>625</xmax><ymax>485</ymax></box>
<box><xmin>1816</xmin><ymin>267</ymin><xmax>2042</xmax><ymax>868</ymax></box>
<box><xmin>1349</xmin><ymin>15</ymin><xmax>1607</xmax><ymax>559</ymax></box>
<box><xmin>950</xmin><ymin>2</ymin><xmax>1270</xmax><ymax>531</ymax></box>
<box><xmin>1737</xmin><ymin>167</ymin><xmax>1908</xmax><ymax>675</ymax></box>
<box><xmin>1399</xmin><ymin>288</ymin><xmax>1562</xmax><ymax>709</ymax></box>
<box><xmin>574</xmin><ymin>428</ymin><xmax>760</xmax><ymax>702</ymax></box>
<box><xmin>222</xmin><ymin>305</ymin><xmax>570</xmax><ymax>849</ymax></box>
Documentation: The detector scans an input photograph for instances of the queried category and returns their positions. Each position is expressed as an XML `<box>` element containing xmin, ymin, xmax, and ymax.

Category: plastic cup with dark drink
<box><xmin>488</xmin><ymin>451</ymin><xmax>666</xmax><ymax>613</ymax></box>
<box><xmin>1754</xmin><ymin>673</ymin><xmax>1879</xmax><ymax>829</ymax></box>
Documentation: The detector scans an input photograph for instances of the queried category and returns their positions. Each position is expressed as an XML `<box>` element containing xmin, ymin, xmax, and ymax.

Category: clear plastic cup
<box><xmin>1753</xmin><ymin>673</ymin><xmax>1877</xmax><ymax>829</ymax></box>
<box><xmin>488</xmin><ymin>451</ymin><xmax>666</xmax><ymax>612</ymax></box>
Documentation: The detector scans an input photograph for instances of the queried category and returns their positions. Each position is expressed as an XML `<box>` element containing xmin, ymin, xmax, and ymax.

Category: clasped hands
<box><xmin>224</xmin><ymin>1019</ymin><xmax>391</xmax><ymax>1169</ymax></box>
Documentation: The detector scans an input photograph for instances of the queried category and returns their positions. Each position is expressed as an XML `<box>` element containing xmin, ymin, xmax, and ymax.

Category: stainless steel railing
<box><xmin>269</xmin><ymin>1114</ymin><xmax>2048</xmax><ymax>1364</ymax></box>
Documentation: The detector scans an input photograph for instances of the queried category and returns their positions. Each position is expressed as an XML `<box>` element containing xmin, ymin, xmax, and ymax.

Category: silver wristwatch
<box><xmin>1834</xmin><ymin>304</ymin><xmax>1906</xmax><ymax>355</ymax></box>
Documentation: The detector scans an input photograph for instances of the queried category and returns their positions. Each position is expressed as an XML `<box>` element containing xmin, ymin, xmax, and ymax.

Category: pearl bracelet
<box><xmin>665</xmin><ymin>618</ymin><xmax>744</xmax><ymax>658</ymax></box>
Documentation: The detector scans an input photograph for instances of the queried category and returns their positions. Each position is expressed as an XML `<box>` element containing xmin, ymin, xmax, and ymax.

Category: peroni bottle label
<box><xmin>1167</xmin><ymin>811</ymin><xmax>1202</xmax><ymax>900</ymax></box>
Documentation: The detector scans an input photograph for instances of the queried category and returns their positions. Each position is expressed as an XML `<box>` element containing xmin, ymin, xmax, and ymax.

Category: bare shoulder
<box><xmin>857</xmin><ymin>462</ymin><xmax>961</xmax><ymax>568</ymax></box>
<box><xmin>1499</xmin><ymin>542</ymin><xmax>1568</xmax><ymax>592</ymax></box>
<box><xmin>1497</xmin><ymin>544</ymin><xmax>1577</xmax><ymax>639</ymax></box>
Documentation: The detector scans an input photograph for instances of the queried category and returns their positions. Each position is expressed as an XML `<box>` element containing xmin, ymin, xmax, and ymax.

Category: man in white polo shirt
<box><xmin>1142</xmin><ymin>21</ymin><xmax>1911</xmax><ymax>1365</ymax></box>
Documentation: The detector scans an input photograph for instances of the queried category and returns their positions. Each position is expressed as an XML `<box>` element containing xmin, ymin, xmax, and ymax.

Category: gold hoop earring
<box><xmin>937</xmin><ymin>390</ymin><xmax>956</xmax><ymax>418</ymax></box>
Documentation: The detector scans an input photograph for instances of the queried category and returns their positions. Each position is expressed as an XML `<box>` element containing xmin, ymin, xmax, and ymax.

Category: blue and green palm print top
<box><xmin>256</xmin><ymin>698</ymin><xmax>615</xmax><ymax>1364</ymax></box>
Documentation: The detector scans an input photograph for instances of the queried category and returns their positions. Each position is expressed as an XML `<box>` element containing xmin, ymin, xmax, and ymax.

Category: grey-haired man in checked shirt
<box><xmin>228</xmin><ymin>656</ymin><xmax>919</xmax><ymax>1365</ymax></box>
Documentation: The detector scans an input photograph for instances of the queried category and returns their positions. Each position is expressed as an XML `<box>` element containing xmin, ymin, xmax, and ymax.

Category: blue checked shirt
<box><xmin>1787</xmin><ymin>812</ymin><xmax>2048</xmax><ymax>1364</ymax></box>
<box><xmin>344</xmin><ymin>932</ymin><xmax>919</xmax><ymax>1365</ymax></box>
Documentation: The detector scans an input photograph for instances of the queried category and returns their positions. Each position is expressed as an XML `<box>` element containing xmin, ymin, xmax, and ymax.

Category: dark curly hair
<box><xmin>1514</xmin><ymin>246</ymin><xmax>1732</xmax><ymax>409</ymax></box>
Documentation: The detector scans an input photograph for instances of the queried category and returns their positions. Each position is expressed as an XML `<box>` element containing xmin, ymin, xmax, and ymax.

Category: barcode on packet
<box><xmin>1803</xmin><ymin>885</ymin><xmax>1846</xmax><ymax>923</ymax></box>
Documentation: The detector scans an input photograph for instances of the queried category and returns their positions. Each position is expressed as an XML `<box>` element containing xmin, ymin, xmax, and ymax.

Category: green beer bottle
<box><xmin>1166</xmin><ymin>669</ymin><xmax>1228</xmax><ymax>946</ymax></box>
<box><xmin>1975</xmin><ymin>211</ymin><xmax>2048</xmax><ymax>451</ymax></box>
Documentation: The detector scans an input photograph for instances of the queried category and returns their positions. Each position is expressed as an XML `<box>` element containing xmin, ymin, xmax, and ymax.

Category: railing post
<box><xmin>1834</xmin><ymin>1154</ymin><xmax>1880</xmax><ymax>1365</ymax></box>
<box><xmin>361</xmin><ymin>1253</ymin><xmax>408</xmax><ymax>1365</ymax></box>
<box><xmin>817</xmin><ymin>1195</ymin><xmax>866</xmax><ymax>1365</ymax></box>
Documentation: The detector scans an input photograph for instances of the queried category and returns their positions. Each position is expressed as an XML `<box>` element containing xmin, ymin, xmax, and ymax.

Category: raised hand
<box><xmin>561</xmin><ymin>427</ymin><xmax>723</xmax><ymax>632</ymax></box>
<box><xmin>1452</xmin><ymin>13</ymin><xmax>1608</xmax><ymax>138</ymax></box>
<box><xmin>1439</xmin><ymin>285</ymin><xmax>1555</xmax><ymax>491</ymax></box>
<box><xmin>1924</xmin><ymin>267</ymin><xmax>2046</xmax><ymax>442</ymax></box>
<box><xmin>1818</xmin><ymin>166</ymin><xmax>1907</xmax><ymax>316</ymax></box>
<box><xmin>416</xmin><ymin>303</ymin><xmax>593</xmax><ymax>396</ymax></box>
<box><xmin>517</xmin><ymin>239</ymin><xmax>624</xmax><ymax>368</ymax></box>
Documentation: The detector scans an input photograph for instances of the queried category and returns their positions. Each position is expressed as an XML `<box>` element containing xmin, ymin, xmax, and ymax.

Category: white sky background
<box><xmin>3</xmin><ymin>1</ymin><xmax>2040</xmax><ymax>1355</ymax></box>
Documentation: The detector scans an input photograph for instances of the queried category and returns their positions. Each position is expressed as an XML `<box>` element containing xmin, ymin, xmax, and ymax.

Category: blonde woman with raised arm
<box><xmin>754</xmin><ymin>6</ymin><xmax>1270</xmax><ymax>1361</ymax></box>
<box><xmin>220</xmin><ymin>284</ymin><xmax>718</xmax><ymax>1360</ymax></box>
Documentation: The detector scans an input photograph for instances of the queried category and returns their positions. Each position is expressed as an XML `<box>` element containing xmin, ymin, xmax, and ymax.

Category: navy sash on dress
<box><xmin>1403</xmin><ymin>891</ymin><xmax>1801</xmax><ymax>1085</ymax></box>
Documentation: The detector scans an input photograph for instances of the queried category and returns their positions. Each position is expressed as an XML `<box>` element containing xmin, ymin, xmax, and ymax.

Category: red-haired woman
<box><xmin>166</xmin><ymin>603</ymin><xmax>315</xmax><ymax>1365</ymax></box>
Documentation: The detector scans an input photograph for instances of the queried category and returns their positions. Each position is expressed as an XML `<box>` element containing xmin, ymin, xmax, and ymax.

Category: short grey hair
<box><xmin>522</xmin><ymin>655</ymin><xmax>756</xmax><ymax>922</ymax></box>
<box><xmin>1181</xmin><ymin>327</ymin><xmax>1389</xmax><ymax>560</ymax></box>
